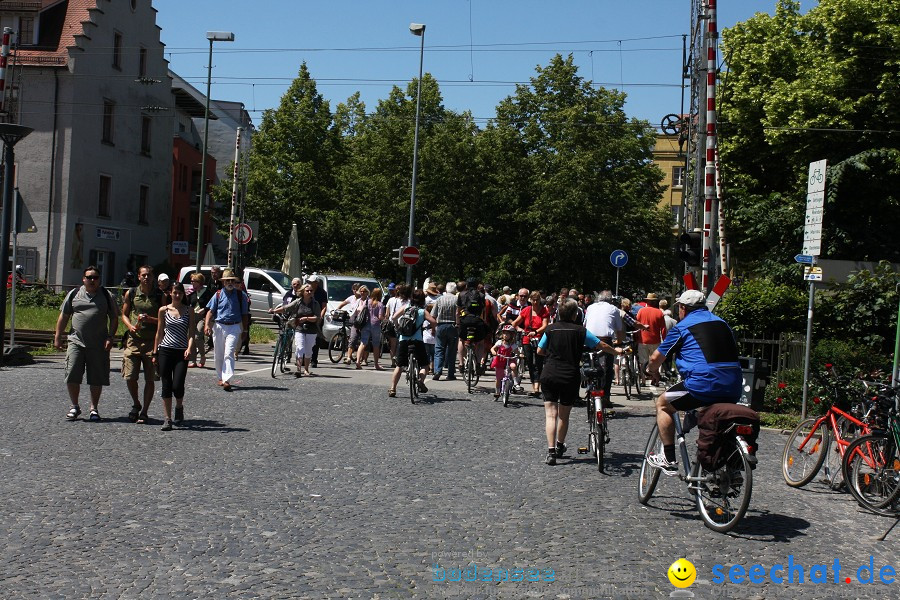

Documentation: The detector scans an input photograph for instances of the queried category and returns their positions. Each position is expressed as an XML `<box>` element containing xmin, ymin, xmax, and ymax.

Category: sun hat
<box><xmin>220</xmin><ymin>268</ymin><xmax>240</xmax><ymax>281</ymax></box>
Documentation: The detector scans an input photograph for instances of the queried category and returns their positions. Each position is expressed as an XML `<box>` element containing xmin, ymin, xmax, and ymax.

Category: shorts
<box><xmin>664</xmin><ymin>381</ymin><xmax>714</xmax><ymax>411</ymax></box>
<box><xmin>541</xmin><ymin>379</ymin><xmax>580</xmax><ymax>406</ymax></box>
<box><xmin>459</xmin><ymin>316</ymin><xmax>487</xmax><ymax>343</ymax></box>
<box><xmin>359</xmin><ymin>323</ymin><xmax>382</xmax><ymax>348</ymax></box>
<box><xmin>638</xmin><ymin>342</ymin><xmax>659</xmax><ymax>366</ymax></box>
<box><xmin>397</xmin><ymin>339</ymin><xmax>428</xmax><ymax>369</ymax></box>
<box><xmin>122</xmin><ymin>335</ymin><xmax>158</xmax><ymax>381</ymax></box>
<box><xmin>65</xmin><ymin>344</ymin><xmax>111</xmax><ymax>386</ymax></box>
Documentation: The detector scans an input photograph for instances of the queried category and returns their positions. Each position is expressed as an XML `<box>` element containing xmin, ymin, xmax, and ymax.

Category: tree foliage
<box><xmin>236</xmin><ymin>55</ymin><xmax>673</xmax><ymax>292</ymax></box>
<box><xmin>719</xmin><ymin>0</ymin><xmax>900</xmax><ymax>278</ymax></box>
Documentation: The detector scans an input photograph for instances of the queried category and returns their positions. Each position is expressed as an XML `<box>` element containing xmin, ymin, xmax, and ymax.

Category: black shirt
<box><xmin>539</xmin><ymin>321</ymin><xmax>588</xmax><ymax>386</ymax></box>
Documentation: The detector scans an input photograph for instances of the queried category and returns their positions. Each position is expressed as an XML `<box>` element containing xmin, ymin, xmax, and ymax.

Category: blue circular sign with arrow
<box><xmin>610</xmin><ymin>249</ymin><xmax>629</xmax><ymax>268</ymax></box>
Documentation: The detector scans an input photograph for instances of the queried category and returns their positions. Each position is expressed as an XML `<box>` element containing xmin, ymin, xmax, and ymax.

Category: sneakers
<box><xmin>545</xmin><ymin>450</ymin><xmax>557</xmax><ymax>466</ymax></box>
<box><xmin>513</xmin><ymin>384</ymin><xmax>525</xmax><ymax>393</ymax></box>
<box><xmin>556</xmin><ymin>441</ymin><xmax>568</xmax><ymax>458</ymax></box>
<box><xmin>174</xmin><ymin>406</ymin><xmax>184</xmax><ymax>425</ymax></box>
<box><xmin>161</xmin><ymin>419</ymin><xmax>173</xmax><ymax>431</ymax></box>
<box><xmin>445</xmin><ymin>375</ymin><xmax>457</xmax><ymax>381</ymax></box>
<box><xmin>647</xmin><ymin>453</ymin><xmax>679</xmax><ymax>476</ymax></box>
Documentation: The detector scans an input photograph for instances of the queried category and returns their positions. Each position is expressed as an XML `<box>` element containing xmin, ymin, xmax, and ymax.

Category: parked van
<box><xmin>177</xmin><ymin>265</ymin><xmax>292</xmax><ymax>323</ymax></box>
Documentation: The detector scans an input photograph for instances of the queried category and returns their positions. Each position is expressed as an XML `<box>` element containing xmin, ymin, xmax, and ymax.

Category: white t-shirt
<box><xmin>386</xmin><ymin>296</ymin><xmax>410</xmax><ymax>324</ymax></box>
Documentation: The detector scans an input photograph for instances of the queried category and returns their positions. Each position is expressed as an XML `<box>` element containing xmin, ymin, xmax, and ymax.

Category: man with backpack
<box><xmin>54</xmin><ymin>266</ymin><xmax>119</xmax><ymax>422</ymax></box>
<box><xmin>121</xmin><ymin>265</ymin><xmax>163</xmax><ymax>423</ymax></box>
<box><xmin>457</xmin><ymin>278</ymin><xmax>489</xmax><ymax>373</ymax></box>
<box><xmin>203</xmin><ymin>269</ymin><xmax>250</xmax><ymax>391</ymax></box>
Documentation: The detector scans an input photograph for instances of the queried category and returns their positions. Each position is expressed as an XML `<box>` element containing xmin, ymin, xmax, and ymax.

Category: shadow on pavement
<box><xmin>180</xmin><ymin>418</ymin><xmax>249</xmax><ymax>433</ymax></box>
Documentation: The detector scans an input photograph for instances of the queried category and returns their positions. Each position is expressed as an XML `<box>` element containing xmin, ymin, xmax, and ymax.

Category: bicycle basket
<box><xmin>332</xmin><ymin>310</ymin><xmax>350</xmax><ymax>323</ymax></box>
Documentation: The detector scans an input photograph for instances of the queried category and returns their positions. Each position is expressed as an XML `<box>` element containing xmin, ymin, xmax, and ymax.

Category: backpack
<box><xmin>353</xmin><ymin>301</ymin><xmax>370</xmax><ymax>329</ymax></box>
<box><xmin>396</xmin><ymin>306</ymin><xmax>420</xmax><ymax>336</ymax></box>
<box><xmin>460</xmin><ymin>290</ymin><xmax>485</xmax><ymax>317</ymax></box>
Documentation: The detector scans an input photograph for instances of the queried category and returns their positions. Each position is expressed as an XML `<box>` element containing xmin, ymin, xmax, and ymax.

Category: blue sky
<box><xmin>154</xmin><ymin>0</ymin><xmax>812</xmax><ymax>130</ymax></box>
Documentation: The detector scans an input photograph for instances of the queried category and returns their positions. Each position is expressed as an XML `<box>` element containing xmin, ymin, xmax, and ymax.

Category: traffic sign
<box><xmin>233</xmin><ymin>223</ymin><xmax>253</xmax><ymax>245</ymax></box>
<box><xmin>172</xmin><ymin>241</ymin><xmax>189</xmax><ymax>255</ymax></box>
<box><xmin>610</xmin><ymin>250</ymin><xmax>628</xmax><ymax>268</ymax></box>
<box><xmin>401</xmin><ymin>246</ymin><xmax>420</xmax><ymax>265</ymax></box>
<box><xmin>802</xmin><ymin>159</ymin><xmax>827</xmax><ymax>256</ymax></box>
<box><xmin>804</xmin><ymin>266</ymin><xmax>823</xmax><ymax>281</ymax></box>
<box><xmin>794</xmin><ymin>254</ymin><xmax>814</xmax><ymax>264</ymax></box>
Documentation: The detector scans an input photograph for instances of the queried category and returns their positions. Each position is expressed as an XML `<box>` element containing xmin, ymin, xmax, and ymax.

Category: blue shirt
<box><xmin>657</xmin><ymin>308</ymin><xmax>741</xmax><ymax>401</ymax></box>
<box><xmin>206</xmin><ymin>287</ymin><xmax>249</xmax><ymax>324</ymax></box>
<box><xmin>398</xmin><ymin>308</ymin><xmax>426</xmax><ymax>342</ymax></box>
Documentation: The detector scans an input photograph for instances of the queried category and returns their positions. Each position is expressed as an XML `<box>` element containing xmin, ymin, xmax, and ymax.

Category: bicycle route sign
<box><xmin>802</xmin><ymin>159</ymin><xmax>827</xmax><ymax>256</ymax></box>
<box><xmin>610</xmin><ymin>250</ymin><xmax>628</xmax><ymax>268</ymax></box>
<box><xmin>233</xmin><ymin>223</ymin><xmax>253</xmax><ymax>245</ymax></box>
<box><xmin>401</xmin><ymin>246</ymin><xmax>420</xmax><ymax>265</ymax></box>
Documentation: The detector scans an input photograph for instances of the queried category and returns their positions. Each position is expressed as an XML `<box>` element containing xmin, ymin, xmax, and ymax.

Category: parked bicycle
<box><xmin>841</xmin><ymin>384</ymin><xmax>900</xmax><ymax>515</ymax></box>
<box><xmin>781</xmin><ymin>365</ymin><xmax>873</xmax><ymax>488</ymax></box>
<box><xmin>270</xmin><ymin>314</ymin><xmax>294</xmax><ymax>378</ymax></box>
<box><xmin>616</xmin><ymin>336</ymin><xmax>640</xmax><ymax>400</ymax></box>
<box><xmin>579</xmin><ymin>351</ymin><xmax>609</xmax><ymax>472</ymax></box>
<box><xmin>461</xmin><ymin>330</ymin><xmax>481</xmax><ymax>394</ymax></box>
<box><xmin>639</xmin><ymin>405</ymin><xmax>758</xmax><ymax>533</ymax></box>
<box><xmin>327</xmin><ymin>309</ymin><xmax>351</xmax><ymax>363</ymax></box>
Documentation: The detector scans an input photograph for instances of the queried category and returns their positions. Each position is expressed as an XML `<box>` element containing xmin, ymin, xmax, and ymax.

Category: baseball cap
<box><xmin>675</xmin><ymin>290</ymin><xmax>706</xmax><ymax>308</ymax></box>
<box><xmin>157</xmin><ymin>273</ymin><xmax>170</xmax><ymax>282</ymax></box>
<box><xmin>306</xmin><ymin>274</ymin><xmax>318</xmax><ymax>282</ymax></box>
<box><xmin>388</xmin><ymin>282</ymin><xmax>396</xmax><ymax>290</ymax></box>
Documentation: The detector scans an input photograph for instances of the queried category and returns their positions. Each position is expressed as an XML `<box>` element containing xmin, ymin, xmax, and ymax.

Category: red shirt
<box><xmin>520</xmin><ymin>305</ymin><xmax>550</xmax><ymax>343</ymax></box>
<box><xmin>635</xmin><ymin>306</ymin><xmax>667</xmax><ymax>345</ymax></box>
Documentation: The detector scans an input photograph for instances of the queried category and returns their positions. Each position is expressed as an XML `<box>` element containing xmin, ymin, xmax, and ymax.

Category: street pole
<box><xmin>226</xmin><ymin>126</ymin><xmax>242</xmax><ymax>269</ymax></box>
<box><xmin>801</xmin><ymin>277</ymin><xmax>816</xmax><ymax>419</ymax></box>
<box><xmin>0</xmin><ymin>124</ymin><xmax>32</xmax><ymax>361</ymax></box>
<box><xmin>892</xmin><ymin>282</ymin><xmax>899</xmax><ymax>386</ymax></box>
<box><xmin>194</xmin><ymin>32</ymin><xmax>234</xmax><ymax>272</ymax></box>
<box><xmin>407</xmin><ymin>23</ymin><xmax>425</xmax><ymax>286</ymax></box>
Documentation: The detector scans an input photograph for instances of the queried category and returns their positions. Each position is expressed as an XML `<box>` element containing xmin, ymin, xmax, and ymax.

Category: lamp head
<box><xmin>206</xmin><ymin>31</ymin><xmax>235</xmax><ymax>42</ymax></box>
<box><xmin>409</xmin><ymin>23</ymin><xmax>426</xmax><ymax>36</ymax></box>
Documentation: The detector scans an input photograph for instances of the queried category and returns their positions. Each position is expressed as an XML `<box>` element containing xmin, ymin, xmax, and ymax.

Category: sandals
<box><xmin>388</xmin><ymin>389</ymin><xmax>396</xmax><ymax>397</ymax></box>
<box><xmin>89</xmin><ymin>410</ymin><xmax>101</xmax><ymax>422</ymax></box>
<box><xmin>66</xmin><ymin>405</ymin><xmax>81</xmax><ymax>421</ymax></box>
<box><xmin>136</xmin><ymin>413</ymin><xmax>149</xmax><ymax>424</ymax></box>
<box><xmin>127</xmin><ymin>406</ymin><xmax>141</xmax><ymax>423</ymax></box>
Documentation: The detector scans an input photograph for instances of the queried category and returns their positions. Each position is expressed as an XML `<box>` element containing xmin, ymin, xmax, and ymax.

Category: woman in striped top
<box><xmin>152</xmin><ymin>282</ymin><xmax>195</xmax><ymax>431</ymax></box>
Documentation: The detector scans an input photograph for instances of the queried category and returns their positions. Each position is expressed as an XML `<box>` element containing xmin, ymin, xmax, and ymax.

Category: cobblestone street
<box><xmin>1</xmin><ymin>347</ymin><xmax>897</xmax><ymax>599</ymax></box>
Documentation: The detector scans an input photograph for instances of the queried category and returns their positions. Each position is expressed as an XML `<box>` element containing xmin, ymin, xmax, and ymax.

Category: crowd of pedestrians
<box><xmin>56</xmin><ymin>265</ymin><xmax>713</xmax><ymax>457</ymax></box>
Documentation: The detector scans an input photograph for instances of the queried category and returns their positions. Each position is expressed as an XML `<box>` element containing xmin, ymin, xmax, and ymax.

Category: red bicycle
<box><xmin>782</xmin><ymin>366</ymin><xmax>874</xmax><ymax>488</ymax></box>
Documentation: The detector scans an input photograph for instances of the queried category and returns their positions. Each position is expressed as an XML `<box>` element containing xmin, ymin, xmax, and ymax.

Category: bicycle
<box><xmin>841</xmin><ymin>386</ymin><xmax>900</xmax><ymax>515</ymax></box>
<box><xmin>327</xmin><ymin>309</ymin><xmax>351</xmax><ymax>363</ymax></box>
<box><xmin>270</xmin><ymin>314</ymin><xmax>294</xmax><ymax>378</ymax></box>
<box><xmin>638</xmin><ymin>406</ymin><xmax>757</xmax><ymax>533</ymax></box>
<box><xmin>497</xmin><ymin>354</ymin><xmax>516</xmax><ymax>407</ymax></box>
<box><xmin>580</xmin><ymin>351</ymin><xmax>609</xmax><ymax>472</ymax></box>
<box><xmin>616</xmin><ymin>338</ymin><xmax>639</xmax><ymax>400</ymax></box>
<box><xmin>781</xmin><ymin>366</ymin><xmax>874</xmax><ymax>488</ymax></box>
<box><xmin>405</xmin><ymin>345</ymin><xmax>421</xmax><ymax>403</ymax></box>
<box><xmin>461</xmin><ymin>330</ymin><xmax>481</xmax><ymax>394</ymax></box>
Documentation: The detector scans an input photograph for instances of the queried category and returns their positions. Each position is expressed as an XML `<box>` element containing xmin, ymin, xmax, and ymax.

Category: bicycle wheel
<box><xmin>328</xmin><ymin>330</ymin><xmax>346</xmax><ymax>363</ymax></box>
<box><xmin>270</xmin><ymin>335</ymin><xmax>283</xmax><ymax>378</ymax></box>
<box><xmin>638</xmin><ymin>424</ymin><xmax>662</xmax><ymax>504</ymax></box>
<box><xmin>842</xmin><ymin>434</ymin><xmax>900</xmax><ymax>514</ymax></box>
<box><xmin>694</xmin><ymin>441</ymin><xmax>753</xmax><ymax>533</ymax></box>
<box><xmin>408</xmin><ymin>354</ymin><xmax>419</xmax><ymax>404</ymax></box>
<box><xmin>280</xmin><ymin>332</ymin><xmax>294</xmax><ymax>373</ymax></box>
<box><xmin>781</xmin><ymin>417</ymin><xmax>828</xmax><ymax>487</ymax></box>
<box><xmin>824</xmin><ymin>415</ymin><xmax>860</xmax><ymax>489</ymax></box>
<box><xmin>632</xmin><ymin>356</ymin><xmax>642</xmax><ymax>395</ymax></box>
<box><xmin>465</xmin><ymin>351</ymin><xmax>475</xmax><ymax>394</ymax></box>
<box><xmin>596</xmin><ymin>403</ymin><xmax>606</xmax><ymax>473</ymax></box>
<box><xmin>622</xmin><ymin>363</ymin><xmax>633</xmax><ymax>400</ymax></box>
<box><xmin>502</xmin><ymin>376</ymin><xmax>511</xmax><ymax>407</ymax></box>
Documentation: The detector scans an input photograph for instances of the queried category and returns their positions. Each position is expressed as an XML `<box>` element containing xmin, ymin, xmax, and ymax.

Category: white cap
<box><xmin>675</xmin><ymin>290</ymin><xmax>706</xmax><ymax>308</ymax></box>
<box><xmin>157</xmin><ymin>273</ymin><xmax>170</xmax><ymax>282</ymax></box>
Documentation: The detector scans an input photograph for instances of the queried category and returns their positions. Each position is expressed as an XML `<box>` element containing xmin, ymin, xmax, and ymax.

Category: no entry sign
<box><xmin>401</xmin><ymin>246</ymin><xmax>420</xmax><ymax>265</ymax></box>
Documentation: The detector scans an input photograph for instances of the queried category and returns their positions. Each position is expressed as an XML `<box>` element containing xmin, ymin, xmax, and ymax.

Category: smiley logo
<box><xmin>667</xmin><ymin>558</ymin><xmax>696</xmax><ymax>588</ymax></box>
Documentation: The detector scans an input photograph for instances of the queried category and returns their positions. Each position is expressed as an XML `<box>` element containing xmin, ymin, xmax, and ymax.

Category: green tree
<box><xmin>482</xmin><ymin>54</ymin><xmax>672</xmax><ymax>291</ymax></box>
<box><xmin>242</xmin><ymin>63</ymin><xmax>343</xmax><ymax>267</ymax></box>
<box><xmin>719</xmin><ymin>0</ymin><xmax>900</xmax><ymax>278</ymax></box>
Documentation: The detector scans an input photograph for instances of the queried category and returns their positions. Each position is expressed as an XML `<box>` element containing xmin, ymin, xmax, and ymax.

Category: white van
<box><xmin>318</xmin><ymin>274</ymin><xmax>385</xmax><ymax>345</ymax></box>
<box><xmin>177</xmin><ymin>265</ymin><xmax>292</xmax><ymax>323</ymax></box>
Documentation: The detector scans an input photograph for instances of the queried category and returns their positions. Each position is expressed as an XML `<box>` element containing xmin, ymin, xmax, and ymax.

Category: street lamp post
<box><xmin>406</xmin><ymin>22</ymin><xmax>425</xmax><ymax>286</ymax></box>
<box><xmin>194</xmin><ymin>31</ymin><xmax>234</xmax><ymax>272</ymax></box>
<box><xmin>0</xmin><ymin>123</ymin><xmax>33</xmax><ymax>362</ymax></box>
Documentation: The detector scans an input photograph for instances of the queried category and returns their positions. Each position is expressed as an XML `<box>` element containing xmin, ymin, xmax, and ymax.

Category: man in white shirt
<box><xmin>583</xmin><ymin>290</ymin><xmax>623</xmax><ymax>401</ymax></box>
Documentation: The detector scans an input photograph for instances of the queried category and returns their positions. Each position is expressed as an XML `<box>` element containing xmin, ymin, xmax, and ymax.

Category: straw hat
<box><xmin>220</xmin><ymin>268</ymin><xmax>240</xmax><ymax>281</ymax></box>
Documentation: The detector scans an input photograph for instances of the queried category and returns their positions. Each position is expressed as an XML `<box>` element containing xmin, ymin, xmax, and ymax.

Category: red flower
<box><xmin>778</xmin><ymin>382</ymin><xmax>787</xmax><ymax>389</ymax></box>
<box><xmin>813</xmin><ymin>397</ymin><xmax>821</xmax><ymax>404</ymax></box>
<box><xmin>776</xmin><ymin>397</ymin><xmax>783</xmax><ymax>404</ymax></box>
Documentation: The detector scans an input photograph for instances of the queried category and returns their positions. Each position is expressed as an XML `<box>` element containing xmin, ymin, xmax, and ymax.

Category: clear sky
<box><xmin>154</xmin><ymin>0</ymin><xmax>812</xmax><ymax>130</ymax></box>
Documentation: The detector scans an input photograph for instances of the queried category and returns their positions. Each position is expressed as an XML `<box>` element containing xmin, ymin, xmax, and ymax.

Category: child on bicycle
<box><xmin>490</xmin><ymin>325</ymin><xmax>519</xmax><ymax>398</ymax></box>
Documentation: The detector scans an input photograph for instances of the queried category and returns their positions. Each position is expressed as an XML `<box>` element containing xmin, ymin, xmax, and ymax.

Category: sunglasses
<box><xmin>84</xmin><ymin>275</ymin><xmax>100</xmax><ymax>280</ymax></box>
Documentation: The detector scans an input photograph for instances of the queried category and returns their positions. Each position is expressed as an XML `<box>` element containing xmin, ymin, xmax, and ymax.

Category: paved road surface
<box><xmin>1</xmin><ymin>346</ymin><xmax>897</xmax><ymax>598</ymax></box>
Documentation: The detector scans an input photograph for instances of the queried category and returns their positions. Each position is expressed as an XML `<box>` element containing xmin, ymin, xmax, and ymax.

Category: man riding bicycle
<box><xmin>457</xmin><ymin>278</ymin><xmax>489</xmax><ymax>371</ymax></box>
<box><xmin>645</xmin><ymin>290</ymin><xmax>742</xmax><ymax>475</ymax></box>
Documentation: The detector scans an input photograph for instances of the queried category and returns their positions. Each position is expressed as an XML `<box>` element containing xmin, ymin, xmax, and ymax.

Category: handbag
<box><xmin>353</xmin><ymin>301</ymin><xmax>370</xmax><ymax>329</ymax></box>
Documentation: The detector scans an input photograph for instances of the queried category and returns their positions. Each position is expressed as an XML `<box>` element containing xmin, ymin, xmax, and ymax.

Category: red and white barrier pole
<box><xmin>0</xmin><ymin>27</ymin><xmax>12</xmax><ymax>114</ymax></box>
<box><xmin>702</xmin><ymin>1</ymin><xmax>718</xmax><ymax>291</ymax></box>
<box><xmin>705</xmin><ymin>275</ymin><xmax>731</xmax><ymax>313</ymax></box>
